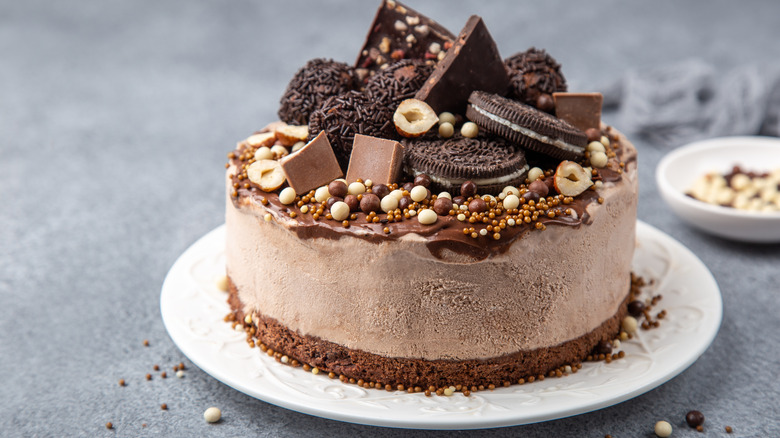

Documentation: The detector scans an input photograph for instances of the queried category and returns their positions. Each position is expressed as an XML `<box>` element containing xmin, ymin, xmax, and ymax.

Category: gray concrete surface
<box><xmin>2</xmin><ymin>0</ymin><xmax>779</xmax><ymax>436</ymax></box>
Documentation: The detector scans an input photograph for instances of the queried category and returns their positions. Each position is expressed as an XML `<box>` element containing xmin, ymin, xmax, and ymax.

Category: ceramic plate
<box><xmin>656</xmin><ymin>135</ymin><xmax>780</xmax><ymax>242</ymax></box>
<box><xmin>161</xmin><ymin>221</ymin><xmax>722</xmax><ymax>430</ymax></box>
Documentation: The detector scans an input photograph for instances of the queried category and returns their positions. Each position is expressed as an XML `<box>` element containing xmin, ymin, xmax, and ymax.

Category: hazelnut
<box><xmin>438</xmin><ymin>112</ymin><xmax>456</xmax><ymax>125</ymax></box>
<box><xmin>438</xmin><ymin>122</ymin><xmax>454</xmax><ymax>138</ymax></box>
<box><xmin>246</xmin><ymin>132</ymin><xmax>276</xmax><ymax>147</ymax></box>
<box><xmin>460</xmin><ymin>121</ymin><xmax>479</xmax><ymax>138</ymax></box>
<box><xmin>246</xmin><ymin>159</ymin><xmax>286</xmax><ymax>191</ymax></box>
<box><xmin>554</xmin><ymin>161</ymin><xmax>593</xmax><ymax>196</ymax></box>
<box><xmin>253</xmin><ymin>146</ymin><xmax>274</xmax><ymax>161</ymax></box>
<box><xmin>393</xmin><ymin>99</ymin><xmax>438</xmax><ymax>137</ymax></box>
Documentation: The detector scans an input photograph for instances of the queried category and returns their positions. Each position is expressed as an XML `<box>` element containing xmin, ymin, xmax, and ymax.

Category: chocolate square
<box><xmin>414</xmin><ymin>15</ymin><xmax>509</xmax><ymax>114</ymax></box>
<box><xmin>355</xmin><ymin>0</ymin><xmax>455</xmax><ymax>78</ymax></box>
<box><xmin>280</xmin><ymin>131</ymin><xmax>343</xmax><ymax>194</ymax></box>
<box><xmin>346</xmin><ymin>134</ymin><xmax>404</xmax><ymax>185</ymax></box>
<box><xmin>553</xmin><ymin>92</ymin><xmax>604</xmax><ymax>132</ymax></box>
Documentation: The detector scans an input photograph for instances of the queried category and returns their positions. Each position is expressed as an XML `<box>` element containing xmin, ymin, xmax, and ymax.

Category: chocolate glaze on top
<box><xmin>229</xmin><ymin>126</ymin><xmax>635</xmax><ymax>261</ymax></box>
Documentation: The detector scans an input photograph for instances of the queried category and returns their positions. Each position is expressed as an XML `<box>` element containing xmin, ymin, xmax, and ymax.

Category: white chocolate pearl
<box><xmin>389</xmin><ymin>189</ymin><xmax>404</xmax><ymax>200</ymax></box>
<box><xmin>176</xmin><ymin>370</ymin><xmax>184</xmax><ymax>378</ymax></box>
<box><xmin>443</xmin><ymin>386</ymin><xmax>455</xmax><ymax>396</ymax></box>
<box><xmin>215</xmin><ymin>275</ymin><xmax>229</xmax><ymax>292</ymax></box>
<box><xmin>330</xmin><ymin>201</ymin><xmax>350</xmax><ymax>221</ymax></box>
<box><xmin>314</xmin><ymin>186</ymin><xmax>330</xmax><ymax>203</ymax></box>
<box><xmin>364</xmin><ymin>179</ymin><xmax>373</xmax><ymax>188</ymax></box>
<box><xmin>254</xmin><ymin>146</ymin><xmax>273</xmax><ymax>161</ymax></box>
<box><xmin>438</xmin><ymin>122</ymin><xmax>454</xmax><ymax>138</ymax></box>
<box><xmin>380</xmin><ymin>195</ymin><xmax>398</xmax><ymax>213</ymax></box>
<box><xmin>263</xmin><ymin>213</ymin><xmax>272</xmax><ymax>222</ymax></box>
<box><xmin>438</xmin><ymin>112</ymin><xmax>456</xmax><ymax>125</ymax></box>
<box><xmin>527</xmin><ymin>167</ymin><xmax>544</xmax><ymax>182</ymax></box>
<box><xmin>600</xmin><ymin>135</ymin><xmax>610</xmax><ymax>147</ymax></box>
<box><xmin>587</xmin><ymin>141</ymin><xmax>606</xmax><ymax>153</ymax></box>
<box><xmin>507</xmin><ymin>218</ymin><xmax>516</xmax><ymax>226</ymax></box>
<box><xmin>502</xmin><ymin>185</ymin><xmax>520</xmax><ymax>196</ymax></box>
<box><xmin>409</xmin><ymin>209</ymin><xmax>417</xmax><ymax>217</ymax></box>
<box><xmin>457</xmin><ymin>213</ymin><xmax>466</xmax><ymax>221</ymax></box>
<box><xmin>622</xmin><ymin>316</ymin><xmax>638</xmax><ymax>334</ymax></box>
<box><xmin>654</xmin><ymin>421</ymin><xmax>672</xmax><ymax>437</ymax></box>
<box><xmin>590</xmin><ymin>151</ymin><xmax>608</xmax><ymax>168</ymax></box>
<box><xmin>437</xmin><ymin>191</ymin><xmax>452</xmax><ymax>200</ymax></box>
<box><xmin>203</xmin><ymin>407</ymin><xmax>221</xmax><ymax>423</ymax></box>
<box><xmin>417</xmin><ymin>209</ymin><xmax>437</xmax><ymax>225</ymax></box>
<box><xmin>347</xmin><ymin>182</ymin><xmax>366</xmax><ymax>195</ymax></box>
<box><xmin>461</xmin><ymin>121</ymin><xmax>479</xmax><ymax>138</ymax></box>
<box><xmin>270</xmin><ymin>145</ymin><xmax>289</xmax><ymax>158</ymax></box>
<box><xmin>503</xmin><ymin>194</ymin><xmax>520</xmax><ymax>210</ymax></box>
<box><xmin>410</xmin><ymin>185</ymin><xmax>428</xmax><ymax>202</ymax></box>
<box><xmin>279</xmin><ymin>187</ymin><xmax>296</xmax><ymax>205</ymax></box>
<box><xmin>479</xmin><ymin>229</ymin><xmax>488</xmax><ymax>236</ymax></box>
<box><xmin>291</xmin><ymin>141</ymin><xmax>305</xmax><ymax>153</ymax></box>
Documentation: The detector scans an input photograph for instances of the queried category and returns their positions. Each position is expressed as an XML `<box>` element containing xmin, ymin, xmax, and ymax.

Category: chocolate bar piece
<box><xmin>355</xmin><ymin>0</ymin><xmax>454</xmax><ymax>80</ymax></box>
<box><xmin>280</xmin><ymin>131</ymin><xmax>343</xmax><ymax>194</ymax></box>
<box><xmin>345</xmin><ymin>134</ymin><xmax>404</xmax><ymax>184</ymax></box>
<box><xmin>552</xmin><ymin>92</ymin><xmax>603</xmax><ymax>132</ymax></box>
<box><xmin>415</xmin><ymin>15</ymin><xmax>509</xmax><ymax>114</ymax></box>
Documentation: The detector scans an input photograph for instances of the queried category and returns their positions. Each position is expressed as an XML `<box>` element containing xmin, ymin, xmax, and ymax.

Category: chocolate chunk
<box><xmin>345</xmin><ymin>134</ymin><xmax>404</xmax><ymax>185</ymax></box>
<box><xmin>552</xmin><ymin>92</ymin><xmax>603</xmax><ymax>132</ymax></box>
<box><xmin>354</xmin><ymin>0</ymin><xmax>455</xmax><ymax>80</ymax></box>
<box><xmin>280</xmin><ymin>131</ymin><xmax>343</xmax><ymax>194</ymax></box>
<box><xmin>414</xmin><ymin>15</ymin><xmax>509</xmax><ymax>114</ymax></box>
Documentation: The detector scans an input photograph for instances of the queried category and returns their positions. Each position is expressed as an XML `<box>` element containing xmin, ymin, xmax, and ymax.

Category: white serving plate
<box><xmin>655</xmin><ymin>135</ymin><xmax>780</xmax><ymax>243</ymax></box>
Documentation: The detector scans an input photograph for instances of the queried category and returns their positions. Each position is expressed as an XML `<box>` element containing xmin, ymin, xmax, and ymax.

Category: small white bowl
<box><xmin>656</xmin><ymin>136</ymin><xmax>780</xmax><ymax>243</ymax></box>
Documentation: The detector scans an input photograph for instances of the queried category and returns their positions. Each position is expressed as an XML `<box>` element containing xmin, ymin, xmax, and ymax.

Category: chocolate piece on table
<box><xmin>280</xmin><ymin>131</ymin><xmax>343</xmax><ymax>194</ymax></box>
<box><xmin>414</xmin><ymin>15</ymin><xmax>509</xmax><ymax>114</ymax></box>
<box><xmin>345</xmin><ymin>134</ymin><xmax>404</xmax><ymax>185</ymax></box>
<box><xmin>355</xmin><ymin>0</ymin><xmax>455</xmax><ymax>80</ymax></box>
<box><xmin>552</xmin><ymin>92</ymin><xmax>604</xmax><ymax>132</ymax></box>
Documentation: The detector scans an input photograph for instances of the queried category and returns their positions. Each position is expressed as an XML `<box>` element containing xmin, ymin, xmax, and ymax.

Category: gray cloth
<box><xmin>604</xmin><ymin>60</ymin><xmax>780</xmax><ymax>146</ymax></box>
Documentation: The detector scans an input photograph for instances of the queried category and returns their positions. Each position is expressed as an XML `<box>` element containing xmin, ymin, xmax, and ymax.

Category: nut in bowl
<box><xmin>655</xmin><ymin>136</ymin><xmax>780</xmax><ymax>243</ymax></box>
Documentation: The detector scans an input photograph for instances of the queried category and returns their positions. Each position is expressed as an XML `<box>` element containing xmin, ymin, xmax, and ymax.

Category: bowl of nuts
<box><xmin>655</xmin><ymin>136</ymin><xmax>780</xmax><ymax>243</ymax></box>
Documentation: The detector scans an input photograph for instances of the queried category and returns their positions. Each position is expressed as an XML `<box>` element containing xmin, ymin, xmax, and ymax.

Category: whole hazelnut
<box><xmin>413</xmin><ymin>174</ymin><xmax>431</xmax><ymax>188</ymax></box>
<box><xmin>326</xmin><ymin>196</ymin><xmax>343</xmax><ymax>209</ymax></box>
<box><xmin>328</xmin><ymin>180</ymin><xmax>348</xmax><ymax>199</ymax></box>
<box><xmin>460</xmin><ymin>181</ymin><xmax>477</xmax><ymax>198</ymax></box>
<box><xmin>528</xmin><ymin>179</ymin><xmax>549</xmax><ymax>197</ymax></box>
<box><xmin>536</xmin><ymin>93</ymin><xmax>554</xmax><ymax>113</ymax></box>
<box><xmin>372</xmin><ymin>183</ymin><xmax>390</xmax><ymax>200</ymax></box>
<box><xmin>360</xmin><ymin>193</ymin><xmax>381</xmax><ymax>213</ymax></box>
<box><xmin>344</xmin><ymin>194</ymin><xmax>359</xmax><ymax>212</ymax></box>
<box><xmin>585</xmin><ymin>128</ymin><xmax>601</xmax><ymax>142</ymax></box>
<box><xmin>468</xmin><ymin>198</ymin><xmax>487</xmax><ymax>213</ymax></box>
<box><xmin>433</xmin><ymin>197</ymin><xmax>453</xmax><ymax>215</ymax></box>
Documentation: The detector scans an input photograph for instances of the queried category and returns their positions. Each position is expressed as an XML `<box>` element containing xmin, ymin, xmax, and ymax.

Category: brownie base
<box><xmin>227</xmin><ymin>277</ymin><xmax>631</xmax><ymax>389</ymax></box>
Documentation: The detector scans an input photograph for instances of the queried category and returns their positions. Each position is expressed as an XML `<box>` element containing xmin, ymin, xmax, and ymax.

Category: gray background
<box><xmin>2</xmin><ymin>0</ymin><xmax>779</xmax><ymax>436</ymax></box>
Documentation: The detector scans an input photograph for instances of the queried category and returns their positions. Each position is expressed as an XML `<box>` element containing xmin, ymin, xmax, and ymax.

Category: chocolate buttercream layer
<box><xmin>228</xmin><ymin>278</ymin><xmax>631</xmax><ymax>388</ymax></box>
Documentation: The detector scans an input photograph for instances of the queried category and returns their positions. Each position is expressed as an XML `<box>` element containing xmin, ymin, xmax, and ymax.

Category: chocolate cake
<box><xmin>223</xmin><ymin>2</ymin><xmax>639</xmax><ymax>393</ymax></box>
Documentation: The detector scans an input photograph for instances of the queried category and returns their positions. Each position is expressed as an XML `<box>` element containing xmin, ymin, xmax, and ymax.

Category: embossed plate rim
<box><xmin>160</xmin><ymin>220</ymin><xmax>722</xmax><ymax>430</ymax></box>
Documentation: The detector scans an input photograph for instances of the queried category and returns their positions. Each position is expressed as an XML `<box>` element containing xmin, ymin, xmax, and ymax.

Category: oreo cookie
<box><xmin>364</xmin><ymin>59</ymin><xmax>435</xmax><ymax>110</ymax></box>
<box><xmin>504</xmin><ymin>48</ymin><xmax>567</xmax><ymax>112</ymax></box>
<box><xmin>308</xmin><ymin>91</ymin><xmax>396</xmax><ymax>172</ymax></box>
<box><xmin>403</xmin><ymin>133</ymin><xmax>528</xmax><ymax>195</ymax></box>
<box><xmin>278</xmin><ymin>59</ymin><xmax>358</xmax><ymax>125</ymax></box>
<box><xmin>466</xmin><ymin>91</ymin><xmax>586</xmax><ymax>161</ymax></box>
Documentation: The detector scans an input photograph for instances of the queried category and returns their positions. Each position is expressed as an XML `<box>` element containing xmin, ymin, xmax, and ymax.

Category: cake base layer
<box><xmin>227</xmin><ymin>276</ymin><xmax>631</xmax><ymax>389</ymax></box>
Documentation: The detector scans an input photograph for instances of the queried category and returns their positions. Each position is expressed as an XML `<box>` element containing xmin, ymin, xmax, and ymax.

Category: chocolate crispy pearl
<box><xmin>403</xmin><ymin>133</ymin><xmax>528</xmax><ymax>196</ymax></box>
<box><xmin>364</xmin><ymin>59</ymin><xmax>435</xmax><ymax>109</ymax></box>
<box><xmin>504</xmin><ymin>48</ymin><xmax>567</xmax><ymax>110</ymax></box>
<box><xmin>308</xmin><ymin>90</ymin><xmax>396</xmax><ymax>172</ymax></box>
<box><xmin>278</xmin><ymin>59</ymin><xmax>358</xmax><ymax>126</ymax></box>
<box><xmin>466</xmin><ymin>91</ymin><xmax>587</xmax><ymax>161</ymax></box>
